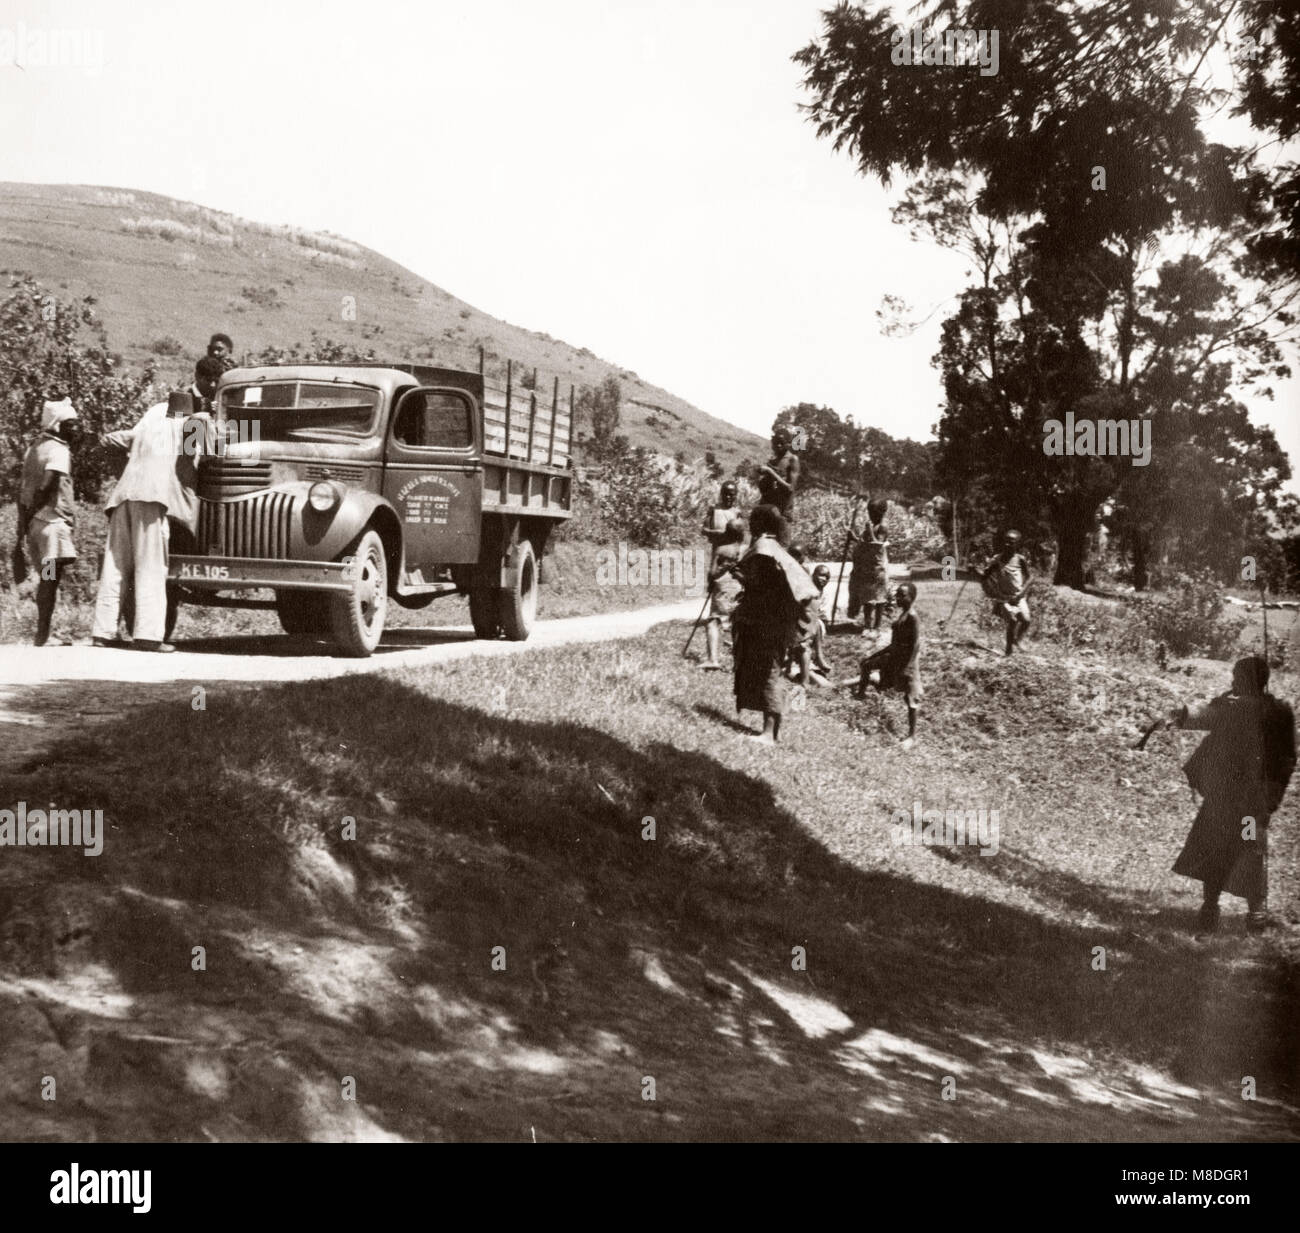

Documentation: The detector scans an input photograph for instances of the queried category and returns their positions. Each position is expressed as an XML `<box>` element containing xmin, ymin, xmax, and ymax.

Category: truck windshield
<box><xmin>220</xmin><ymin>382</ymin><xmax>380</xmax><ymax>441</ymax></box>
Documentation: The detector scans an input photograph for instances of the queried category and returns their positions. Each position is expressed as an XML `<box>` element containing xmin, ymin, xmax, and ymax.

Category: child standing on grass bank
<box><xmin>854</xmin><ymin>581</ymin><xmax>923</xmax><ymax>748</ymax></box>
<box><xmin>849</xmin><ymin>518</ymin><xmax>891</xmax><ymax>634</ymax></box>
<box><xmin>982</xmin><ymin>529</ymin><xmax>1031</xmax><ymax>656</ymax></box>
<box><xmin>700</xmin><ymin>518</ymin><xmax>746</xmax><ymax>671</ymax></box>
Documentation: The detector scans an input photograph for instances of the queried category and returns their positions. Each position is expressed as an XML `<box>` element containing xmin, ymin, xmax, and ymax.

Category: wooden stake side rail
<box><xmin>482</xmin><ymin>383</ymin><xmax>572</xmax><ymax>466</ymax></box>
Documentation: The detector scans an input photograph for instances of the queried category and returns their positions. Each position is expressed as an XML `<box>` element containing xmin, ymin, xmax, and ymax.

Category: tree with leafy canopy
<box><xmin>575</xmin><ymin>375</ymin><xmax>623</xmax><ymax>461</ymax></box>
<box><xmin>0</xmin><ymin>276</ymin><xmax>158</xmax><ymax>503</ymax></box>
<box><xmin>796</xmin><ymin>0</ymin><xmax>1298</xmax><ymax>587</ymax></box>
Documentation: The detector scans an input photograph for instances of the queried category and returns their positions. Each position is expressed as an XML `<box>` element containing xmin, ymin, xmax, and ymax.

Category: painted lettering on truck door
<box><xmin>384</xmin><ymin>388</ymin><xmax>483</xmax><ymax>578</ymax></box>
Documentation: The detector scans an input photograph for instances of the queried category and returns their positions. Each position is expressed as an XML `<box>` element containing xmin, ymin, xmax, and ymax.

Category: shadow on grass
<box><xmin>0</xmin><ymin>671</ymin><xmax>1296</xmax><ymax>1141</ymax></box>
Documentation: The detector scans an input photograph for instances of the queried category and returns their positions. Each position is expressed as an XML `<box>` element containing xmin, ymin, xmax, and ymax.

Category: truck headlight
<box><xmin>308</xmin><ymin>481</ymin><xmax>341</xmax><ymax>512</ymax></box>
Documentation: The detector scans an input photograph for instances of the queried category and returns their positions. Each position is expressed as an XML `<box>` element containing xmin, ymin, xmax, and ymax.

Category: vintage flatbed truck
<box><xmin>167</xmin><ymin>361</ymin><xmax>574</xmax><ymax>656</ymax></box>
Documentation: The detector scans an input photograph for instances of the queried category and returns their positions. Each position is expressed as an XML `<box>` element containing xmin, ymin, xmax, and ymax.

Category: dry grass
<box><xmin>1</xmin><ymin>593</ymin><xmax>1297</xmax><ymax>1141</ymax></box>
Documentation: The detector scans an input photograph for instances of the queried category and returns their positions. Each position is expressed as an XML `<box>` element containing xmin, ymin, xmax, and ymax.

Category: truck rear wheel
<box><xmin>469</xmin><ymin>581</ymin><xmax>503</xmax><ymax>639</ymax></box>
<box><xmin>329</xmin><ymin>529</ymin><xmax>388</xmax><ymax>657</ymax></box>
<box><xmin>498</xmin><ymin>540</ymin><xmax>537</xmax><ymax>641</ymax></box>
<box><xmin>276</xmin><ymin>590</ymin><xmax>330</xmax><ymax>637</ymax></box>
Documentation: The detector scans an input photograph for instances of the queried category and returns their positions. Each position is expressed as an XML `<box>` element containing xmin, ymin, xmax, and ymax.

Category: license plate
<box><xmin>179</xmin><ymin>563</ymin><xmax>230</xmax><ymax>580</ymax></box>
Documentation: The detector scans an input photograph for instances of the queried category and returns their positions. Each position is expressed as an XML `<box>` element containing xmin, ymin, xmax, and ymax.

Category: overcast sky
<box><xmin>2</xmin><ymin>0</ymin><xmax>1296</xmax><ymax>484</ymax></box>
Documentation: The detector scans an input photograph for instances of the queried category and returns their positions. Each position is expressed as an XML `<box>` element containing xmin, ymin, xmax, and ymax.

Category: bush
<box><xmin>971</xmin><ymin>570</ymin><xmax>1247</xmax><ymax>661</ymax></box>
<box><xmin>788</xmin><ymin>489</ymin><xmax>946</xmax><ymax>562</ymax></box>
<box><xmin>147</xmin><ymin>335</ymin><xmax>184</xmax><ymax>357</ymax></box>
<box><xmin>0</xmin><ymin>277</ymin><xmax>159</xmax><ymax>502</ymax></box>
<box><xmin>1129</xmin><ymin>572</ymin><xmax>1247</xmax><ymax>658</ymax></box>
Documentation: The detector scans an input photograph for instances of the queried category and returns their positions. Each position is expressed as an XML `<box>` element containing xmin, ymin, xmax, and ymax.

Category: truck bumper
<box><xmin>168</xmin><ymin>555</ymin><xmax>352</xmax><ymax>592</ymax></box>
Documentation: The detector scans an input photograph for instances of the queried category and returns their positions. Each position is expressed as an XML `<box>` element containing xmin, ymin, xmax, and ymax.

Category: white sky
<box><xmin>1</xmin><ymin>0</ymin><xmax>1296</xmax><ymax>486</ymax></box>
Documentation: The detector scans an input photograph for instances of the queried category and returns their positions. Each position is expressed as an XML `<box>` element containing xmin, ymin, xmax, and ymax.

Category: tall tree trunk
<box><xmin>1132</xmin><ymin>530</ymin><xmax>1151</xmax><ymax>592</ymax></box>
<box><xmin>1052</xmin><ymin>498</ymin><xmax>1092</xmax><ymax>590</ymax></box>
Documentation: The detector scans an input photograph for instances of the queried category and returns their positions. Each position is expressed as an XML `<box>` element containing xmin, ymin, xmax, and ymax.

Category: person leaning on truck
<box><xmin>92</xmin><ymin>390</ymin><xmax>215</xmax><ymax>652</ymax></box>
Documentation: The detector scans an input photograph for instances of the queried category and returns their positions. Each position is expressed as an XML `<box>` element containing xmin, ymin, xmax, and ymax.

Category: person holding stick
<box><xmin>1158</xmin><ymin>656</ymin><xmax>1295</xmax><ymax>937</ymax></box>
<box><xmin>699</xmin><ymin>517</ymin><xmax>746</xmax><ymax>671</ymax></box>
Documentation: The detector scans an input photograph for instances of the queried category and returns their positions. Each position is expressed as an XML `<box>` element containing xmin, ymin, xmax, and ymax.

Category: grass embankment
<box><xmin>1</xmin><ymin>600</ymin><xmax>1297</xmax><ymax>1141</ymax></box>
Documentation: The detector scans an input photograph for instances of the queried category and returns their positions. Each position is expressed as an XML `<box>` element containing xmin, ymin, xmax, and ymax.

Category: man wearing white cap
<box><xmin>92</xmin><ymin>390</ymin><xmax>212</xmax><ymax>652</ymax></box>
<box><xmin>17</xmin><ymin>398</ymin><xmax>81</xmax><ymax>645</ymax></box>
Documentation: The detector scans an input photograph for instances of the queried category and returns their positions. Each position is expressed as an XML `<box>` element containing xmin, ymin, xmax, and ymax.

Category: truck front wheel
<box><xmin>329</xmin><ymin>529</ymin><xmax>388</xmax><ymax>657</ymax></box>
<box><xmin>498</xmin><ymin>540</ymin><xmax>538</xmax><ymax>641</ymax></box>
<box><xmin>276</xmin><ymin>590</ymin><xmax>330</xmax><ymax>637</ymax></box>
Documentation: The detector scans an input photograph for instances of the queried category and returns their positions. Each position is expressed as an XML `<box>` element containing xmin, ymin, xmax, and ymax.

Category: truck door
<box><xmin>384</xmin><ymin>387</ymin><xmax>483</xmax><ymax>578</ymax></box>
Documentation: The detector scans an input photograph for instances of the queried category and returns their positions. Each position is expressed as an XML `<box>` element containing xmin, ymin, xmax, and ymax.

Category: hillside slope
<box><xmin>0</xmin><ymin>182</ymin><xmax>761</xmax><ymax>471</ymax></box>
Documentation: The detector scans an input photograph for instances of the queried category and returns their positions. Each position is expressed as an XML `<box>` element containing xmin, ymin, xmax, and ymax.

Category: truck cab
<box><xmin>168</xmin><ymin>362</ymin><xmax>573</xmax><ymax>656</ymax></box>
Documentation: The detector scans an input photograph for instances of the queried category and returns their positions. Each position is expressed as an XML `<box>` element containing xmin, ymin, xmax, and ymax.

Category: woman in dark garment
<box><xmin>1164</xmin><ymin>655</ymin><xmax>1296</xmax><ymax>936</ymax></box>
<box><xmin>732</xmin><ymin>504</ymin><xmax>819</xmax><ymax>744</ymax></box>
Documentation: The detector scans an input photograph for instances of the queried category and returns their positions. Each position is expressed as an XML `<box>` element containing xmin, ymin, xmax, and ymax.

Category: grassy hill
<box><xmin>0</xmin><ymin>181</ymin><xmax>761</xmax><ymax>471</ymax></box>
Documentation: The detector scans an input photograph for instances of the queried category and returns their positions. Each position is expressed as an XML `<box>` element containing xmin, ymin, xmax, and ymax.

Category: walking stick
<box><xmin>1132</xmin><ymin>716</ymin><xmax>1165</xmax><ymax>751</ymax></box>
<box><xmin>938</xmin><ymin>575</ymin><xmax>972</xmax><ymax>630</ymax></box>
<box><xmin>830</xmin><ymin>494</ymin><xmax>863</xmax><ymax>627</ymax></box>
<box><xmin>681</xmin><ymin>589</ymin><xmax>712</xmax><ymax>658</ymax></box>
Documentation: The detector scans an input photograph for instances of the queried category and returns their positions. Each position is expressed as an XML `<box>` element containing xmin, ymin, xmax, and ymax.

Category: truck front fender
<box><xmin>300</xmin><ymin>487</ymin><xmax>403</xmax><ymax>577</ymax></box>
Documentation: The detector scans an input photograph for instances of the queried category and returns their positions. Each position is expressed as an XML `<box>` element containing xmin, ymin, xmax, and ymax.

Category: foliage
<box><xmin>772</xmin><ymin>402</ymin><xmax>935</xmax><ymax>500</ymax></box>
<box><xmin>246</xmin><ymin>332</ymin><xmax>381</xmax><ymax>366</ymax></box>
<box><xmin>790</xmin><ymin>488</ymin><xmax>947</xmax><ymax>562</ymax></box>
<box><xmin>0</xmin><ymin>276</ymin><xmax>159</xmax><ymax>502</ymax></box>
<box><xmin>796</xmin><ymin>2</ymin><xmax>1299</xmax><ymax>591</ymax></box>
<box><xmin>576</xmin><ymin>375</ymin><xmax>623</xmax><ymax>460</ymax></box>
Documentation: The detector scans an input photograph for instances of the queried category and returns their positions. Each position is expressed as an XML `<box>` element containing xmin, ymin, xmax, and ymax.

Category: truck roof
<box><xmin>218</xmin><ymin>362</ymin><xmax>485</xmax><ymax>402</ymax></box>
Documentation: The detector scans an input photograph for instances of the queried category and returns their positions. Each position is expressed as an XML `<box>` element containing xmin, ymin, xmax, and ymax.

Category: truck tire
<box><xmin>329</xmin><ymin>529</ymin><xmax>388</xmax><ymax>657</ymax></box>
<box><xmin>469</xmin><ymin>583</ymin><xmax>503</xmax><ymax>639</ymax></box>
<box><xmin>276</xmin><ymin>590</ymin><xmax>330</xmax><ymax>637</ymax></box>
<box><xmin>498</xmin><ymin>540</ymin><xmax>537</xmax><ymax>641</ymax></box>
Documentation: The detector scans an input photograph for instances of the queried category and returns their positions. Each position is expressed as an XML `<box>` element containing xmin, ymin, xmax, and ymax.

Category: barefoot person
<box><xmin>982</xmin><ymin>529</ymin><xmax>1031</xmax><ymax>655</ymax></box>
<box><xmin>848</xmin><ymin>517</ymin><xmax>890</xmax><ymax>633</ymax></box>
<box><xmin>757</xmin><ymin>426</ymin><xmax>799</xmax><ymax>529</ymax></box>
<box><xmin>855</xmin><ymin>581</ymin><xmax>923</xmax><ymax>747</ymax></box>
<box><xmin>732</xmin><ymin>504</ymin><xmax>819</xmax><ymax>744</ymax></box>
<box><xmin>700</xmin><ymin>517</ymin><xmax>745</xmax><ymax>671</ymax></box>
<box><xmin>16</xmin><ymin>398</ymin><xmax>82</xmax><ymax>646</ymax></box>
<box><xmin>1161</xmin><ymin>655</ymin><xmax>1295</xmax><ymax>937</ymax></box>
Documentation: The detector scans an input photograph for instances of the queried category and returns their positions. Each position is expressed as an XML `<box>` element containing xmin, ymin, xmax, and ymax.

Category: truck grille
<box><xmin>199</xmin><ymin>491</ymin><xmax>295</xmax><ymax>559</ymax></box>
<box><xmin>199</xmin><ymin>457</ymin><xmax>272</xmax><ymax>498</ymax></box>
